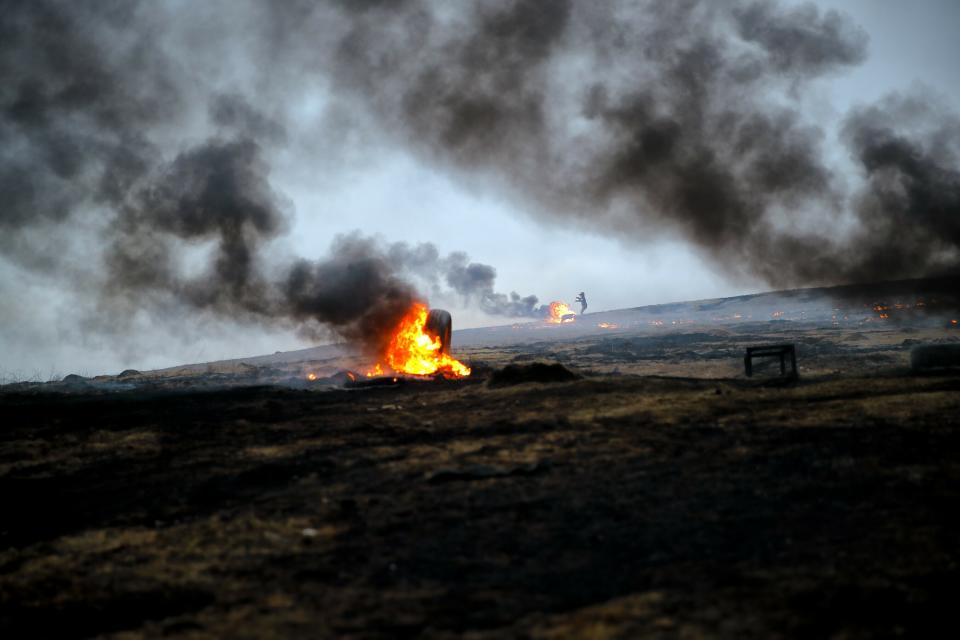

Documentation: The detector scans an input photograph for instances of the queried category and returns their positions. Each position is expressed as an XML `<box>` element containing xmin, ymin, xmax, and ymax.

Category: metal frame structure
<box><xmin>744</xmin><ymin>344</ymin><xmax>797</xmax><ymax>379</ymax></box>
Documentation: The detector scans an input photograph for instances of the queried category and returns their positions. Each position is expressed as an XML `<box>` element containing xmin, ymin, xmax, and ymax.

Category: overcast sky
<box><xmin>1</xmin><ymin>0</ymin><xmax>959</xmax><ymax>378</ymax></box>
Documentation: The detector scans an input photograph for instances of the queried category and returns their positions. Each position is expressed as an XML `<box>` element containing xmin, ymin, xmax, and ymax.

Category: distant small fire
<box><xmin>548</xmin><ymin>301</ymin><xmax>576</xmax><ymax>324</ymax></box>
<box><xmin>306</xmin><ymin>372</ymin><xmax>317</xmax><ymax>381</ymax></box>
<box><xmin>366</xmin><ymin>303</ymin><xmax>471</xmax><ymax>378</ymax></box>
<box><xmin>598</xmin><ymin>322</ymin><xmax>618</xmax><ymax>329</ymax></box>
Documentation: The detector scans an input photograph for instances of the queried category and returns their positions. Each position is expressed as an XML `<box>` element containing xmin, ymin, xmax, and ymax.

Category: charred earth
<box><xmin>2</xmin><ymin>281</ymin><xmax>959</xmax><ymax>638</ymax></box>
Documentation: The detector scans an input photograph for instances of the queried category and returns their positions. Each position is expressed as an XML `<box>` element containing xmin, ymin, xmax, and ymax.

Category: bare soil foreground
<box><xmin>3</xmin><ymin>300</ymin><xmax>960</xmax><ymax>636</ymax></box>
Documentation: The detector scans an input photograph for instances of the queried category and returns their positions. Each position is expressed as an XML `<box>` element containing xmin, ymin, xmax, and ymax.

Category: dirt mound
<box><xmin>488</xmin><ymin>362</ymin><xmax>579</xmax><ymax>387</ymax></box>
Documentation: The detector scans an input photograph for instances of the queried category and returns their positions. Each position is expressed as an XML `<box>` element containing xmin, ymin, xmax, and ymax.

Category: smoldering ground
<box><xmin>1</xmin><ymin>0</ymin><xmax>958</xmax><ymax>361</ymax></box>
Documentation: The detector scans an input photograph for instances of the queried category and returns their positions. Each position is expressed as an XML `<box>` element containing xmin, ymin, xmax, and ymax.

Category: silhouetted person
<box><xmin>575</xmin><ymin>291</ymin><xmax>587</xmax><ymax>314</ymax></box>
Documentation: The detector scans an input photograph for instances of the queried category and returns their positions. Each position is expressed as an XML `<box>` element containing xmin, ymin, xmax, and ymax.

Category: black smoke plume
<box><xmin>321</xmin><ymin>0</ymin><xmax>958</xmax><ymax>286</ymax></box>
<box><xmin>101</xmin><ymin>137</ymin><xmax>422</xmax><ymax>354</ymax></box>
<box><xmin>103</xmin><ymin>140</ymin><xmax>540</xmax><ymax>353</ymax></box>
<box><xmin>387</xmin><ymin>242</ymin><xmax>541</xmax><ymax>317</ymax></box>
<box><xmin>2</xmin><ymin>0</ymin><xmax>959</xmax><ymax>355</ymax></box>
<box><xmin>0</xmin><ymin>1</ymin><xmax>544</xmax><ymax>355</ymax></box>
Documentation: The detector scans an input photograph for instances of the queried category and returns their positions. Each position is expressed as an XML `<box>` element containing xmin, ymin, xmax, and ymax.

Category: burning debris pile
<box><xmin>301</xmin><ymin>304</ymin><xmax>471</xmax><ymax>385</ymax></box>
<box><xmin>364</xmin><ymin>304</ymin><xmax>470</xmax><ymax>379</ymax></box>
<box><xmin>547</xmin><ymin>301</ymin><xmax>577</xmax><ymax>324</ymax></box>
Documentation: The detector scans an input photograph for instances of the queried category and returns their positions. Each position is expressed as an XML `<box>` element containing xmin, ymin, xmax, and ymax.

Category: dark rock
<box><xmin>117</xmin><ymin>369</ymin><xmax>142</xmax><ymax>378</ymax></box>
<box><xmin>61</xmin><ymin>374</ymin><xmax>88</xmax><ymax>384</ymax></box>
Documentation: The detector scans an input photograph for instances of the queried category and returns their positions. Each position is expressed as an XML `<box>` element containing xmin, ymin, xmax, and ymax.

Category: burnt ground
<box><xmin>2</xmin><ymin>323</ymin><xmax>960</xmax><ymax>638</ymax></box>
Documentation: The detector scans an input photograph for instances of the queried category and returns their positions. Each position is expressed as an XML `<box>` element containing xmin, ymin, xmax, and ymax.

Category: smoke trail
<box><xmin>387</xmin><ymin>242</ymin><xmax>542</xmax><ymax>317</ymax></box>
<box><xmin>102</xmin><ymin>139</ymin><xmax>539</xmax><ymax>354</ymax></box>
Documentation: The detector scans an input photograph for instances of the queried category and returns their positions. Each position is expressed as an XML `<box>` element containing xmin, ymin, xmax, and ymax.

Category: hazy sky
<box><xmin>1</xmin><ymin>0</ymin><xmax>959</xmax><ymax>377</ymax></box>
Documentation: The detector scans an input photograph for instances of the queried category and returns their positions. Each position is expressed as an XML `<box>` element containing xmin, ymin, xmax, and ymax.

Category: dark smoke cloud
<box><xmin>209</xmin><ymin>94</ymin><xmax>287</xmax><ymax>145</ymax></box>
<box><xmin>387</xmin><ymin>242</ymin><xmax>542</xmax><ymax>316</ymax></box>
<box><xmin>733</xmin><ymin>2</ymin><xmax>869</xmax><ymax>76</ymax></box>
<box><xmin>282</xmin><ymin>234</ymin><xmax>542</xmax><ymax>353</ymax></box>
<box><xmin>0</xmin><ymin>1</ymin><xmax>173</xmax><ymax>277</ymax></box>
<box><xmin>105</xmin><ymin>138</ymin><xmax>285</xmax><ymax>315</ymax></box>
<box><xmin>282</xmin><ymin>236</ymin><xmax>418</xmax><ymax>355</ymax></box>
<box><xmin>103</xmin><ymin>136</ymin><xmax>543</xmax><ymax>351</ymax></box>
<box><xmin>839</xmin><ymin>93</ymin><xmax>960</xmax><ymax>281</ymax></box>
<box><xmin>318</xmin><ymin>0</ymin><xmax>957</xmax><ymax>286</ymax></box>
<box><xmin>1</xmin><ymin>0</ymin><xmax>959</xmax><ymax>359</ymax></box>
<box><xmin>101</xmin><ymin>137</ymin><xmax>539</xmax><ymax>353</ymax></box>
<box><xmin>0</xmin><ymin>0</ymin><xmax>545</xmax><ymax>356</ymax></box>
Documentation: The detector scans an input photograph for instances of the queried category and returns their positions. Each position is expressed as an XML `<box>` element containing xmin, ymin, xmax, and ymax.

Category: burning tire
<box><xmin>425</xmin><ymin>309</ymin><xmax>452</xmax><ymax>355</ymax></box>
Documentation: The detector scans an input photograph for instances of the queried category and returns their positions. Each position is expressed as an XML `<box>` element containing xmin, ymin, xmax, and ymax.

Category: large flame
<box><xmin>367</xmin><ymin>303</ymin><xmax>471</xmax><ymax>378</ymax></box>
<box><xmin>548</xmin><ymin>301</ymin><xmax>576</xmax><ymax>324</ymax></box>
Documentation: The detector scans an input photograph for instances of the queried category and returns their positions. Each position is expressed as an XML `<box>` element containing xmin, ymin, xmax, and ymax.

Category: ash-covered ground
<box><xmin>2</xmin><ymin>282</ymin><xmax>959</xmax><ymax>638</ymax></box>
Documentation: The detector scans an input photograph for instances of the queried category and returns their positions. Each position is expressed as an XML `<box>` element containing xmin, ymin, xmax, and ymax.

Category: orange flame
<box><xmin>598</xmin><ymin>322</ymin><xmax>618</xmax><ymax>329</ymax></box>
<box><xmin>548</xmin><ymin>301</ymin><xmax>576</xmax><ymax>324</ymax></box>
<box><xmin>366</xmin><ymin>303</ymin><xmax>471</xmax><ymax>378</ymax></box>
<box><xmin>306</xmin><ymin>372</ymin><xmax>318</xmax><ymax>381</ymax></box>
